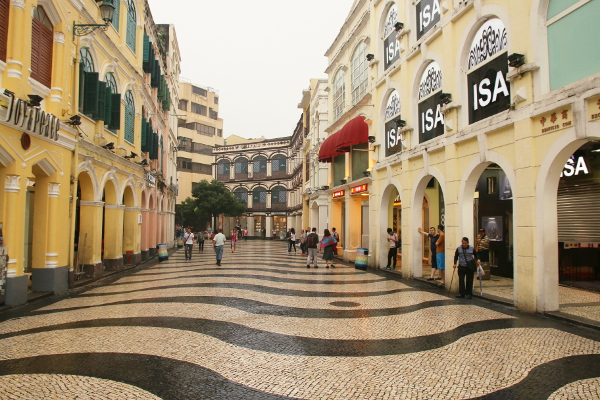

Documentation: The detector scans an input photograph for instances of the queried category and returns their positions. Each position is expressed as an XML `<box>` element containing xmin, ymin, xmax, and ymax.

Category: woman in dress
<box><xmin>320</xmin><ymin>229</ymin><xmax>336</xmax><ymax>268</ymax></box>
<box><xmin>231</xmin><ymin>229</ymin><xmax>238</xmax><ymax>253</ymax></box>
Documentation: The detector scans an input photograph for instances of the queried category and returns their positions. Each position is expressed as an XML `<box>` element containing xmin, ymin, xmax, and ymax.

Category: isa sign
<box><xmin>467</xmin><ymin>53</ymin><xmax>510</xmax><ymax>124</ymax></box>
<box><xmin>416</xmin><ymin>0</ymin><xmax>441</xmax><ymax>40</ymax></box>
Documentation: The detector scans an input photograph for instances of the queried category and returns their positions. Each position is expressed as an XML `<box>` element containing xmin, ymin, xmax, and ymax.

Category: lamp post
<box><xmin>73</xmin><ymin>0</ymin><xmax>116</xmax><ymax>38</ymax></box>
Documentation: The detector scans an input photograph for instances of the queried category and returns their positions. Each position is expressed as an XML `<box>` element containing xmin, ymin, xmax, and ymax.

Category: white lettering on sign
<box><xmin>388</xmin><ymin>126</ymin><xmax>398</xmax><ymax>148</ymax></box>
<box><xmin>3</xmin><ymin>92</ymin><xmax>60</xmax><ymax>141</ymax></box>
<box><xmin>421</xmin><ymin>104</ymin><xmax>444</xmax><ymax>134</ymax></box>
<box><xmin>561</xmin><ymin>156</ymin><xmax>590</xmax><ymax>177</ymax></box>
<box><xmin>472</xmin><ymin>71</ymin><xmax>509</xmax><ymax>111</ymax></box>
<box><xmin>386</xmin><ymin>39</ymin><xmax>400</xmax><ymax>63</ymax></box>
<box><xmin>419</xmin><ymin>0</ymin><xmax>441</xmax><ymax>33</ymax></box>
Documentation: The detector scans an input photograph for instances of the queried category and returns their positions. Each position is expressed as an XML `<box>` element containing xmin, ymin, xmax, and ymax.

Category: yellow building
<box><xmin>0</xmin><ymin>0</ymin><xmax>180</xmax><ymax>306</ymax></box>
<box><xmin>176</xmin><ymin>80</ymin><xmax>224</xmax><ymax>222</ymax></box>
<box><xmin>319</xmin><ymin>0</ymin><xmax>600</xmax><ymax>313</ymax></box>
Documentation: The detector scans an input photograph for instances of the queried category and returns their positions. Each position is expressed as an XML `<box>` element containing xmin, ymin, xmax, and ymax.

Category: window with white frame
<box><xmin>333</xmin><ymin>69</ymin><xmax>346</xmax><ymax>120</ymax></box>
<box><xmin>351</xmin><ymin>41</ymin><xmax>369</xmax><ymax>105</ymax></box>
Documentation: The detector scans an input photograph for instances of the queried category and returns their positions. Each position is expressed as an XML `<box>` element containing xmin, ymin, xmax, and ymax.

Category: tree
<box><xmin>179</xmin><ymin>180</ymin><xmax>246</xmax><ymax>229</ymax></box>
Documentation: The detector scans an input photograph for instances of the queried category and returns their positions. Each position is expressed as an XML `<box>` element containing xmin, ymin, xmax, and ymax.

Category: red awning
<box><xmin>318</xmin><ymin>116</ymin><xmax>369</xmax><ymax>163</ymax></box>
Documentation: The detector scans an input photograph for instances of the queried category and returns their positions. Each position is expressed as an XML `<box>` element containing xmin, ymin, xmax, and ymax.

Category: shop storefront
<box><xmin>272</xmin><ymin>215</ymin><xmax>287</xmax><ymax>239</ymax></box>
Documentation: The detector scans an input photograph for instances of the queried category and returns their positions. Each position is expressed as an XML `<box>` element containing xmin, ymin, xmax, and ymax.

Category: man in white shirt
<box><xmin>212</xmin><ymin>229</ymin><xmax>226</xmax><ymax>266</ymax></box>
<box><xmin>184</xmin><ymin>227</ymin><xmax>194</xmax><ymax>260</ymax></box>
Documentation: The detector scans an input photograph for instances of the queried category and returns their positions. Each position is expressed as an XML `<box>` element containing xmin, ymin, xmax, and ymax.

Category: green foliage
<box><xmin>178</xmin><ymin>180</ymin><xmax>246</xmax><ymax>228</ymax></box>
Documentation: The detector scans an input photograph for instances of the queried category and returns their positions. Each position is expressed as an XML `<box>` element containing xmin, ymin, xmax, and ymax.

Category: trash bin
<box><xmin>355</xmin><ymin>248</ymin><xmax>368</xmax><ymax>270</ymax></box>
<box><xmin>158</xmin><ymin>243</ymin><xmax>169</xmax><ymax>262</ymax></box>
<box><xmin>177</xmin><ymin>238</ymin><xmax>183</xmax><ymax>248</ymax></box>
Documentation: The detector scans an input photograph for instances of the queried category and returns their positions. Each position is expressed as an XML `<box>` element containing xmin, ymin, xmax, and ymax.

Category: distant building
<box><xmin>175</xmin><ymin>80</ymin><xmax>224</xmax><ymax>218</ymax></box>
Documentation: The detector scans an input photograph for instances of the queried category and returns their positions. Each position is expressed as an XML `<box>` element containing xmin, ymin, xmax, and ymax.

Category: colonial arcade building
<box><xmin>0</xmin><ymin>0</ymin><xmax>180</xmax><ymax>306</ymax></box>
<box><xmin>321</xmin><ymin>0</ymin><xmax>600</xmax><ymax>313</ymax></box>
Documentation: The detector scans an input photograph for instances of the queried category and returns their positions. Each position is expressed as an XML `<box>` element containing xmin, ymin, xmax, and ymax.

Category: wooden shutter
<box><xmin>109</xmin><ymin>93</ymin><xmax>121</xmax><ymax>130</ymax></box>
<box><xmin>141</xmin><ymin>117</ymin><xmax>149</xmax><ymax>152</ymax></box>
<box><xmin>95</xmin><ymin>81</ymin><xmax>107</xmax><ymax>121</ymax></box>
<box><xmin>143</xmin><ymin>46</ymin><xmax>154</xmax><ymax>73</ymax></box>
<box><xmin>150</xmin><ymin>131</ymin><xmax>158</xmax><ymax>159</ymax></box>
<box><xmin>83</xmin><ymin>72</ymin><xmax>100</xmax><ymax>116</ymax></box>
<box><xmin>143</xmin><ymin>35</ymin><xmax>150</xmax><ymax>64</ymax></box>
<box><xmin>31</xmin><ymin>14</ymin><xmax>53</xmax><ymax>88</ymax></box>
<box><xmin>0</xmin><ymin>0</ymin><xmax>9</xmax><ymax>62</ymax></box>
<box><xmin>104</xmin><ymin>86</ymin><xmax>113</xmax><ymax>127</ymax></box>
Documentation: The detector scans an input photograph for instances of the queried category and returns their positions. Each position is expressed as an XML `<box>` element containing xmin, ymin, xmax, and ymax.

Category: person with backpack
<box><xmin>331</xmin><ymin>227</ymin><xmax>340</xmax><ymax>257</ymax></box>
<box><xmin>306</xmin><ymin>227</ymin><xmax>319</xmax><ymax>268</ymax></box>
<box><xmin>320</xmin><ymin>229</ymin><xmax>336</xmax><ymax>268</ymax></box>
<box><xmin>197</xmin><ymin>230</ymin><xmax>205</xmax><ymax>253</ymax></box>
<box><xmin>385</xmin><ymin>227</ymin><xmax>399</xmax><ymax>270</ymax></box>
<box><xmin>184</xmin><ymin>227</ymin><xmax>194</xmax><ymax>260</ymax></box>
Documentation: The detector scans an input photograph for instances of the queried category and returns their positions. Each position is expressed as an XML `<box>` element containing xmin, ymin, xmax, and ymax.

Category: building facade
<box><xmin>175</xmin><ymin>80</ymin><xmax>224</xmax><ymax>219</ymax></box>
<box><xmin>0</xmin><ymin>0</ymin><xmax>180</xmax><ymax>306</ymax></box>
<box><xmin>315</xmin><ymin>0</ymin><xmax>600</xmax><ymax>313</ymax></box>
<box><xmin>213</xmin><ymin>121</ymin><xmax>304</xmax><ymax>239</ymax></box>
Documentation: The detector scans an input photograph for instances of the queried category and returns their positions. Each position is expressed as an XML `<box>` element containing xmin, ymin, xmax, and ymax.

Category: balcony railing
<box><xmin>271</xmin><ymin>202</ymin><xmax>287</xmax><ymax>211</ymax></box>
<box><xmin>251</xmin><ymin>203</ymin><xmax>266</xmax><ymax>211</ymax></box>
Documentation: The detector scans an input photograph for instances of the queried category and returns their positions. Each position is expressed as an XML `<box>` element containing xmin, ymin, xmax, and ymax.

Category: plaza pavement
<box><xmin>0</xmin><ymin>240</ymin><xmax>599</xmax><ymax>399</ymax></box>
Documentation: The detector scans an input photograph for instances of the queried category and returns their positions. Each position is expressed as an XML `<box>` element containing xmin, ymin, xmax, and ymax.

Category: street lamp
<box><xmin>73</xmin><ymin>0</ymin><xmax>116</xmax><ymax>37</ymax></box>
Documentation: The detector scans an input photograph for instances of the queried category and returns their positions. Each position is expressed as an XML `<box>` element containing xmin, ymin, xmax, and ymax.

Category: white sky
<box><xmin>147</xmin><ymin>0</ymin><xmax>354</xmax><ymax>139</ymax></box>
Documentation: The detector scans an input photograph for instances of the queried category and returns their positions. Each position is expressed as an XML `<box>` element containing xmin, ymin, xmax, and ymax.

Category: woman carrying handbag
<box><xmin>452</xmin><ymin>237</ymin><xmax>480</xmax><ymax>299</ymax></box>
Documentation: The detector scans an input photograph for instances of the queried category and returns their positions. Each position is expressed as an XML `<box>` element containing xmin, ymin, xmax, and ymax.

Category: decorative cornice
<box><xmin>10</xmin><ymin>0</ymin><xmax>24</xmax><ymax>10</ymax></box>
<box><xmin>54</xmin><ymin>32</ymin><xmax>65</xmax><ymax>45</ymax></box>
<box><xmin>79</xmin><ymin>200</ymin><xmax>105</xmax><ymax>207</ymax></box>
<box><xmin>104</xmin><ymin>204</ymin><xmax>126</xmax><ymax>210</ymax></box>
<box><xmin>47</xmin><ymin>183</ymin><xmax>61</xmax><ymax>197</ymax></box>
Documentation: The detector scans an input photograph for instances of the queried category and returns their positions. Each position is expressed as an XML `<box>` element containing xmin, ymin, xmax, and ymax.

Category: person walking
<box><xmin>385</xmin><ymin>228</ymin><xmax>399</xmax><ymax>270</ymax></box>
<box><xmin>299</xmin><ymin>229</ymin><xmax>307</xmax><ymax>255</ymax></box>
<box><xmin>197</xmin><ymin>230</ymin><xmax>205</xmax><ymax>253</ymax></box>
<box><xmin>213</xmin><ymin>229</ymin><xmax>226</xmax><ymax>266</ymax></box>
<box><xmin>320</xmin><ymin>229</ymin><xmax>336</xmax><ymax>268</ymax></box>
<box><xmin>306</xmin><ymin>227</ymin><xmax>319</xmax><ymax>268</ymax></box>
<box><xmin>243</xmin><ymin>228</ymin><xmax>248</xmax><ymax>241</ymax></box>
<box><xmin>231</xmin><ymin>229</ymin><xmax>238</xmax><ymax>253</ymax></box>
<box><xmin>184</xmin><ymin>227</ymin><xmax>194</xmax><ymax>260</ymax></box>
<box><xmin>452</xmin><ymin>237</ymin><xmax>481</xmax><ymax>299</ymax></box>
<box><xmin>476</xmin><ymin>228</ymin><xmax>490</xmax><ymax>269</ymax></box>
<box><xmin>435</xmin><ymin>225</ymin><xmax>446</xmax><ymax>284</ymax></box>
<box><xmin>288</xmin><ymin>228</ymin><xmax>297</xmax><ymax>254</ymax></box>
<box><xmin>418</xmin><ymin>226</ymin><xmax>439</xmax><ymax>280</ymax></box>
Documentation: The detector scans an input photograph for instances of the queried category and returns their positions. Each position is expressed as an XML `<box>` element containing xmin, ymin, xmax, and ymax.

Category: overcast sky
<box><xmin>147</xmin><ymin>0</ymin><xmax>354</xmax><ymax>139</ymax></box>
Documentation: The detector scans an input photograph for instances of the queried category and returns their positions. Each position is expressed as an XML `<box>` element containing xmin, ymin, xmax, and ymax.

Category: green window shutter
<box><xmin>104</xmin><ymin>86</ymin><xmax>113</xmax><ymax>127</ymax></box>
<box><xmin>111</xmin><ymin>0</ymin><xmax>120</xmax><ymax>32</ymax></box>
<box><xmin>143</xmin><ymin>46</ymin><xmax>154</xmax><ymax>73</ymax></box>
<box><xmin>151</xmin><ymin>60</ymin><xmax>160</xmax><ymax>87</ymax></box>
<box><xmin>83</xmin><ymin>72</ymin><xmax>100</xmax><ymax>116</ymax></box>
<box><xmin>162</xmin><ymin>89</ymin><xmax>170</xmax><ymax>111</ymax></box>
<box><xmin>143</xmin><ymin>35</ymin><xmax>150</xmax><ymax>63</ymax></box>
<box><xmin>95</xmin><ymin>81</ymin><xmax>107</xmax><ymax>121</ymax></box>
<box><xmin>158</xmin><ymin>74</ymin><xmax>165</xmax><ymax>100</ymax></box>
<box><xmin>150</xmin><ymin>131</ymin><xmax>158</xmax><ymax>159</ymax></box>
<box><xmin>141</xmin><ymin>117</ymin><xmax>149</xmax><ymax>152</ymax></box>
<box><xmin>108</xmin><ymin>93</ymin><xmax>121</xmax><ymax>130</ymax></box>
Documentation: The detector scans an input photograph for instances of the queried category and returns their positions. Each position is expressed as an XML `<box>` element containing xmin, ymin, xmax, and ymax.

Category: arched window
<box><xmin>383</xmin><ymin>4</ymin><xmax>400</xmax><ymax>70</ymax></box>
<box><xmin>0</xmin><ymin>0</ymin><xmax>9</xmax><ymax>62</ymax></box>
<box><xmin>333</xmin><ymin>69</ymin><xmax>345</xmax><ymax>120</ymax></box>
<box><xmin>105</xmin><ymin>72</ymin><xmax>117</xmax><ymax>94</ymax></box>
<box><xmin>271</xmin><ymin>185</ymin><xmax>287</xmax><ymax>210</ymax></box>
<box><xmin>418</xmin><ymin>61</ymin><xmax>444</xmax><ymax>143</ymax></box>
<box><xmin>234</xmin><ymin>187</ymin><xmax>248</xmax><ymax>205</ymax></box>
<box><xmin>271</xmin><ymin>154</ymin><xmax>287</xmax><ymax>177</ymax></box>
<box><xmin>31</xmin><ymin>6</ymin><xmax>53</xmax><ymax>88</ymax></box>
<box><xmin>252</xmin><ymin>186</ymin><xmax>267</xmax><ymax>210</ymax></box>
<box><xmin>234</xmin><ymin>157</ymin><xmax>248</xmax><ymax>177</ymax></box>
<box><xmin>124</xmin><ymin>90</ymin><xmax>135</xmax><ymax>143</ymax></box>
<box><xmin>547</xmin><ymin>0</ymin><xmax>600</xmax><ymax>90</ymax></box>
<box><xmin>111</xmin><ymin>0</ymin><xmax>120</xmax><ymax>32</ymax></box>
<box><xmin>217</xmin><ymin>159</ymin><xmax>231</xmax><ymax>178</ymax></box>
<box><xmin>351</xmin><ymin>41</ymin><xmax>369</xmax><ymax>105</ymax></box>
<box><xmin>126</xmin><ymin>0</ymin><xmax>136</xmax><ymax>52</ymax></box>
<box><xmin>104</xmin><ymin>72</ymin><xmax>120</xmax><ymax>132</ymax></box>
<box><xmin>252</xmin><ymin>155</ymin><xmax>267</xmax><ymax>178</ymax></box>
<box><xmin>466</xmin><ymin>18</ymin><xmax>510</xmax><ymax>124</ymax></box>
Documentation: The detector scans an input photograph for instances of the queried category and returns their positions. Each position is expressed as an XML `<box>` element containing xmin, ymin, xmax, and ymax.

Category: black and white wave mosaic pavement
<box><xmin>1</xmin><ymin>241</ymin><xmax>600</xmax><ymax>399</ymax></box>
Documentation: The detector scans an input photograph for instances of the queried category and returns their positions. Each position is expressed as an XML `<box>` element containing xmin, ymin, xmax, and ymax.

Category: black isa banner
<box><xmin>384</xmin><ymin>34</ymin><xmax>400</xmax><ymax>70</ymax></box>
<box><xmin>468</xmin><ymin>53</ymin><xmax>511</xmax><ymax>124</ymax></box>
<box><xmin>385</xmin><ymin>120</ymin><xmax>402</xmax><ymax>157</ymax></box>
<box><xmin>418</xmin><ymin>92</ymin><xmax>445</xmax><ymax>143</ymax></box>
<box><xmin>416</xmin><ymin>0</ymin><xmax>442</xmax><ymax>40</ymax></box>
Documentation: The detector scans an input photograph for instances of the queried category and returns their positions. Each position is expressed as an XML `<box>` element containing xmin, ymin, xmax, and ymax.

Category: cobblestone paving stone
<box><xmin>0</xmin><ymin>241</ymin><xmax>599</xmax><ymax>399</ymax></box>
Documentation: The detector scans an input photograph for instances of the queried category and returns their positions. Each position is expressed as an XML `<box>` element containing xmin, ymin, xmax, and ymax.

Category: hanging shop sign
<box><xmin>561</xmin><ymin>155</ymin><xmax>590</xmax><ymax>178</ymax></box>
<box><xmin>416</xmin><ymin>0</ymin><xmax>441</xmax><ymax>40</ymax></box>
<box><xmin>3</xmin><ymin>92</ymin><xmax>60</xmax><ymax>141</ymax></box>
<box><xmin>384</xmin><ymin>91</ymin><xmax>402</xmax><ymax>157</ymax></box>
<box><xmin>467</xmin><ymin>53</ymin><xmax>510</xmax><ymax>124</ymax></box>
<box><xmin>332</xmin><ymin>190</ymin><xmax>345</xmax><ymax>199</ymax></box>
<box><xmin>350</xmin><ymin>184</ymin><xmax>368</xmax><ymax>194</ymax></box>
<box><xmin>147</xmin><ymin>172</ymin><xmax>156</xmax><ymax>188</ymax></box>
<box><xmin>587</xmin><ymin>95</ymin><xmax>600</xmax><ymax>121</ymax></box>
<box><xmin>536</xmin><ymin>107</ymin><xmax>573</xmax><ymax>135</ymax></box>
<box><xmin>383</xmin><ymin>5</ymin><xmax>400</xmax><ymax>70</ymax></box>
